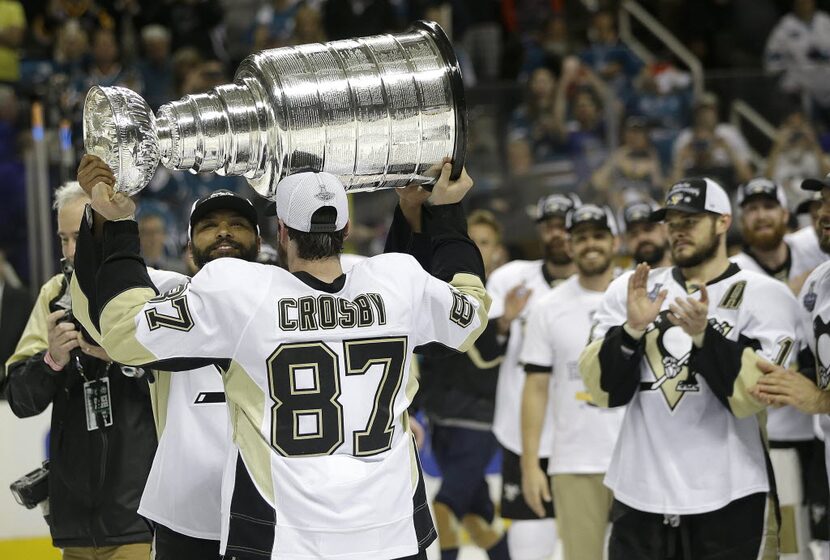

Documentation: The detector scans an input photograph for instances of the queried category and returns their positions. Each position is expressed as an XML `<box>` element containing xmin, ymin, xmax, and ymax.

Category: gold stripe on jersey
<box><xmin>449</xmin><ymin>273</ymin><xmax>491</xmax><ymax>352</ymax></box>
<box><xmin>728</xmin><ymin>348</ymin><xmax>767</xmax><ymax>418</ymax></box>
<box><xmin>99</xmin><ymin>286</ymin><xmax>158</xmax><ymax>365</ymax></box>
<box><xmin>467</xmin><ymin>344</ymin><xmax>503</xmax><ymax>369</ymax></box>
<box><xmin>149</xmin><ymin>370</ymin><xmax>172</xmax><ymax>437</ymax></box>
<box><xmin>577</xmin><ymin>338</ymin><xmax>608</xmax><ymax>408</ymax></box>
<box><xmin>225</xmin><ymin>359</ymin><xmax>274</xmax><ymax>504</ymax></box>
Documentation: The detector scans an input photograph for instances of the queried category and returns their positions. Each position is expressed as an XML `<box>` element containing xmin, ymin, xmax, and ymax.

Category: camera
<box><xmin>10</xmin><ymin>461</ymin><xmax>49</xmax><ymax>509</ymax></box>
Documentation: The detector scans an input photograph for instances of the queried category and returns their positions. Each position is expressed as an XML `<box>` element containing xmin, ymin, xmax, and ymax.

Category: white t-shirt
<box><xmin>582</xmin><ymin>264</ymin><xmax>799</xmax><ymax>514</ymax></box>
<box><xmin>520</xmin><ymin>276</ymin><xmax>625</xmax><ymax>474</ymax></box>
<box><xmin>488</xmin><ymin>259</ymin><xmax>568</xmax><ymax>455</ymax></box>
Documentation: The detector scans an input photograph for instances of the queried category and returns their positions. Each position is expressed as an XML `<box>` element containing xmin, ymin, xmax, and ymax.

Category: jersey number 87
<box><xmin>267</xmin><ymin>337</ymin><xmax>407</xmax><ymax>457</ymax></box>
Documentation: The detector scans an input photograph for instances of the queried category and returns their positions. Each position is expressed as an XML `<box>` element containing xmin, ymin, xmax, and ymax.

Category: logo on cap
<box><xmin>315</xmin><ymin>184</ymin><xmax>335</xmax><ymax>202</ymax></box>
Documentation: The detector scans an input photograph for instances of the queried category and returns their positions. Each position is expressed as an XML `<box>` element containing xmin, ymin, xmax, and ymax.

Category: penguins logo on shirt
<box><xmin>813</xmin><ymin>315</ymin><xmax>830</xmax><ymax>389</ymax></box>
<box><xmin>642</xmin><ymin>310</ymin><xmax>733</xmax><ymax>410</ymax></box>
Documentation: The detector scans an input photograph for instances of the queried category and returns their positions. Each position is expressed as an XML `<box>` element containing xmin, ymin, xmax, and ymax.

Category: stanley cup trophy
<box><xmin>83</xmin><ymin>20</ymin><xmax>466</xmax><ymax>198</ymax></box>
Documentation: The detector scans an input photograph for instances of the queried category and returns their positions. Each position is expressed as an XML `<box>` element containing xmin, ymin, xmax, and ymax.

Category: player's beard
<box><xmin>192</xmin><ymin>238</ymin><xmax>258</xmax><ymax>269</ymax></box>
<box><xmin>543</xmin><ymin>239</ymin><xmax>572</xmax><ymax>266</ymax></box>
<box><xmin>818</xmin><ymin>218</ymin><xmax>830</xmax><ymax>254</ymax></box>
<box><xmin>633</xmin><ymin>241</ymin><xmax>667</xmax><ymax>267</ymax></box>
<box><xmin>671</xmin><ymin>223</ymin><xmax>720</xmax><ymax>268</ymax></box>
<box><xmin>575</xmin><ymin>249</ymin><xmax>612</xmax><ymax>277</ymax></box>
<box><xmin>743</xmin><ymin>219</ymin><xmax>787</xmax><ymax>252</ymax></box>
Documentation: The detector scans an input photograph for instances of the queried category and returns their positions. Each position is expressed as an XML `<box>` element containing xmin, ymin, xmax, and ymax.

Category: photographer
<box><xmin>4</xmin><ymin>182</ymin><xmax>155</xmax><ymax>560</ymax></box>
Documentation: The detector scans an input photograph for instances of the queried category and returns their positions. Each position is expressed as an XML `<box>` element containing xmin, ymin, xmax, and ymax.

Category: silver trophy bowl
<box><xmin>83</xmin><ymin>20</ymin><xmax>467</xmax><ymax>198</ymax></box>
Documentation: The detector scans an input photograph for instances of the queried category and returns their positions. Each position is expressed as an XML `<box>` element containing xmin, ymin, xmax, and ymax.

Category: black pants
<box><xmin>609</xmin><ymin>493</ymin><xmax>775</xmax><ymax>560</ymax></box>
<box><xmin>154</xmin><ymin>523</ymin><xmax>222</xmax><ymax>560</ymax></box>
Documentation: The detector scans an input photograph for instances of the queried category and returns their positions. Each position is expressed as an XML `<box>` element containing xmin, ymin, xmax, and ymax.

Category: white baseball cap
<box><xmin>273</xmin><ymin>172</ymin><xmax>349</xmax><ymax>233</ymax></box>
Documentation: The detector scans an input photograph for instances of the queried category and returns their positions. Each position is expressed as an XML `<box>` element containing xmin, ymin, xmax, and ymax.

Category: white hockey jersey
<box><xmin>579</xmin><ymin>264</ymin><xmax>799</xmax><ymax>514</ymax></box>
<box><xmin>73</xmin><ymin>253</ymin><xmax>489</xmax><ymax>560</ymax></box>
<box><xmin>137</xmin><ymin>268</ymin><xmax>230</xmax><ymax>540</ymax></box>
<box><xmin>488</xmin><ymin>260</ymin><xmax>567</xmax><ymax>455</ymax></box>
<box><xmin>730</xmin><ymin>235</ymin><xmax>821</xmax><ymax>442</ymax></box>
<box><xmin>797</xmin><ymin>261</ymin><xmax>830</xmax><ymax>488</ymax></box>
<box><xmin>519</xmin><ymin>276</ymin><xmax>625</xmax><ymax>475</ymax></box>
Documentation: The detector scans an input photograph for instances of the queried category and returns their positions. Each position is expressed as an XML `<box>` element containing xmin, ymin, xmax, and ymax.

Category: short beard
<box><xmin>192</xmin><ymin>239</ymin><xmax>258</xmax><ymax>269</ymax></box>
<box><xmin>634</xmin><ymin>242</ymin><xmax>667</xmax><ymax>267</ymax></box>
<box><xmin>575</xmin><ymin>253</ymin><xmax>612</xmax><ymax>277</ymax></box>
<box><xmin>743</xmin><ymin>221</ymin><xmax>787</xmax><ymax>252</ymax></box>
<box><xmin>544</xmin><ymin>243</ymin><xmax>572</xmax><ymax>266</ymax></box>
<box><xmin>672</xmin><ymin>227</ymin><xmax>721</xmax><ymax>268</ymax></box>
<box><xmin>821</xmin><ymin>231</ymin><xmax>830</xmax><ymax>254</ymax></box>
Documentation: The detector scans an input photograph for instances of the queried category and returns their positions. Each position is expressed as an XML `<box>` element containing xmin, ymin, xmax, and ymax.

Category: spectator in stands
<box><xmin>506</xmin><ymin>136</ymin><xmax>535</xmax><ymax>177</ymax></box>
<box><xmin>138</xmin><ymin>24</ymin><xmax>174</xmax><ymax>111</ymax></box>
<box><xmin>290</xmin><ymin>3</ymin><xmax>326</xmax><ymax>46</ymax></box>
<box><xmin>253</xmin><ymin>0</ymin><xmax>300</xmax><ymax>51</ymax></box>
<box><xmin>764</xmin><ymin>0</ymin><xmax>830</xmax><ymax>128</ymax></box>
<box><xmin>767</xmin><ymin>109</ymin><xmax>830</xmax><ymax>204</ymax></box>
<box><xmin>78</xmin><ymin>27</ymin><xmax>141</xmax><ymax>94</ymax></box>
<box><xmin>626</xmin><ymin>60</ymin><xmax>693</xmax><ymax>169</ymax></box>
<box><xmin>555</xmin><ymin>57</ymin><xmax>613</xmax><ymax>191</ymax></box>
<box><xmin>592</xmin><ymin>116</ymin><xmax>664</xmax><ymax>207</ymax></box>
<box><xmin>219</xmin><ymin>0</ymin><xmax>261</xmax><ymax>66</ymax></box>
<box><xmin>521</xmin><ymin>15</ymin><xmax>576</xmax><ymax>78</ymax></box>
<box><xmin>137</xmin><ymin>0</ymin><xmax>224</xmax><ymax>59</ymax></box>
<box><xmin>0</xmin><ymin>85</ymin><xmax>26</xmax><ymax>280</ymax></box>
<box><xmin>579</xmin><ymin>9</ymin><xmax>642</xmax><ymax>102</ymax></box>
<box><xmin>0</xmin><ymin>0</ymin><xmax>25</xmax><ymax>83</ymax></box>
<box><xmin>322</xmin><ymin>0</ymin><xmax>400</xmax><ymax>41</ymax></box>
<box><xmin>53</xmin><ymin>19</ymin><xmax>89</xmax><ymax>80</ymax></box>
<box><xmin>453</xmin><ymin>0</ymin><xmax>503</xmax><ymax>82</ymax></box>
<box><xmin>508</xmin><ymin>66</ymin><xmax>562</xmax><ymax>163</ymax></box>
<box><xmin>671</xmin><ymin>92</ymin><xmax>752</xmax><ymax>189</ymax></box>
<box><xmin>181</xmin><ymin>59</ymin><xmax>227</xmax><ymax>95</ymax></box>
<box><xmin>138</xmin><ymin>211</ymin><xmax>188</xmax><ymax>274</ymax></box>
<box><xmin>171</xmin><ymin>47</ymin><xmax>202</xmax><ymax>97</ymax></box>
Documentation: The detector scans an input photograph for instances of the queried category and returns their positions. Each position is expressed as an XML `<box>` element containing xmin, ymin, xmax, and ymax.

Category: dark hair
<box><xmin>286</xmin><ymin>207</ymin><xmax>345</xmax><ymax>260</ymax></box>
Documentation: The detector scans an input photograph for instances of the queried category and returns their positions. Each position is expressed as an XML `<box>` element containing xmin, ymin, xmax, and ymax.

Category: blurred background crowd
<box><xmin>1</xmin><ymin>0</ymin><xmax>830</xmax><ymax>293</ymax></box>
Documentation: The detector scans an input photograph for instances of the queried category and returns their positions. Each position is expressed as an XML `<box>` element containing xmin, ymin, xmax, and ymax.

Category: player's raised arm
<box><xmin>411</xmin><ymin>164</ymin><xmax>490</xmax><ymax>352</ymax></box>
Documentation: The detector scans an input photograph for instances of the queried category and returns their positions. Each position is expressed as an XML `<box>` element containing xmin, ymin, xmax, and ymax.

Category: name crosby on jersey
<box><xmin>277</xmin><ymin>293</ymin><xmax>388</xmax><ymax>331</ymax></box>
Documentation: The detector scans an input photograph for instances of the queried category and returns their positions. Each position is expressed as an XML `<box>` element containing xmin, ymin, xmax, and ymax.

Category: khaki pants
<box><xmin>63</xmin><ymin>543</ymin><xmax>151</xmax><ymax>560</ymax></box>
<box><xmin>552</xmin><ymin>473</ymin><xmax>613</xmax><ymax>560</ymax></box>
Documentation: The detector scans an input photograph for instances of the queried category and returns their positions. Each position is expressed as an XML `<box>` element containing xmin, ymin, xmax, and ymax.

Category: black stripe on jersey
<box><xmin>225</xmin><ymin>453</ymin><xmax>276</xmax><ymax>559</ymax></box>
<box><xmin>74</xmin><ymin>214</ymin><xmax>105</xmax><ymax>330</ymax></box>
<box><xmin>422</xmin><ymin>203</ymin><xmax>485</xmax><ymax>283</ymax></box>
<box><xmin>412</xmin><ymin>440</ymin><xmax>438</xmax><ymax>551</ymax></box>
<box><xmin>193</xmin><ymin>392</ymin><xmax>225</xmax><ymax>404</ymax></box>
<box><xmin>688</xmin><ymin>325</ymin><xmax>760</xmax><ymax>413</ymax></box>
<box><xmin>524</xmin><ymin>363</ymin><xmax>553</xmax><ymax>374</ymax></box>
<box><xmin>98</xmin><ymin>220</ymin><xmax>158</xmax><ymax>315</ymax></box>
<box><xmin>598</xmin><ymin>325</ymin><xmax>643</xmax><ymax>407</ymax></box>
<box><xmin>142</xmin><ymin>357</ymin><xmax>228</xmax><ymax>373</ymax></box>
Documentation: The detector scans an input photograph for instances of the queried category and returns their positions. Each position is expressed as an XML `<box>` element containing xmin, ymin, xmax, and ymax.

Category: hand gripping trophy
<box><xmin>82</xmin><ymin>21</ymin><xmax>466</xmax><ymax>198</ymax></box>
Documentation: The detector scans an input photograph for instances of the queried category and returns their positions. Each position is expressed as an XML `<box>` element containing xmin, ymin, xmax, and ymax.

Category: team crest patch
<box><xmin>814</xmin><ymin>315</ymin><xmax>830</xmax><ymax>389</ymax></box>
<box><xmin>642</xmin><ymin>311</ymin><xmax>733</xmax><ymax>410</ymax></box>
